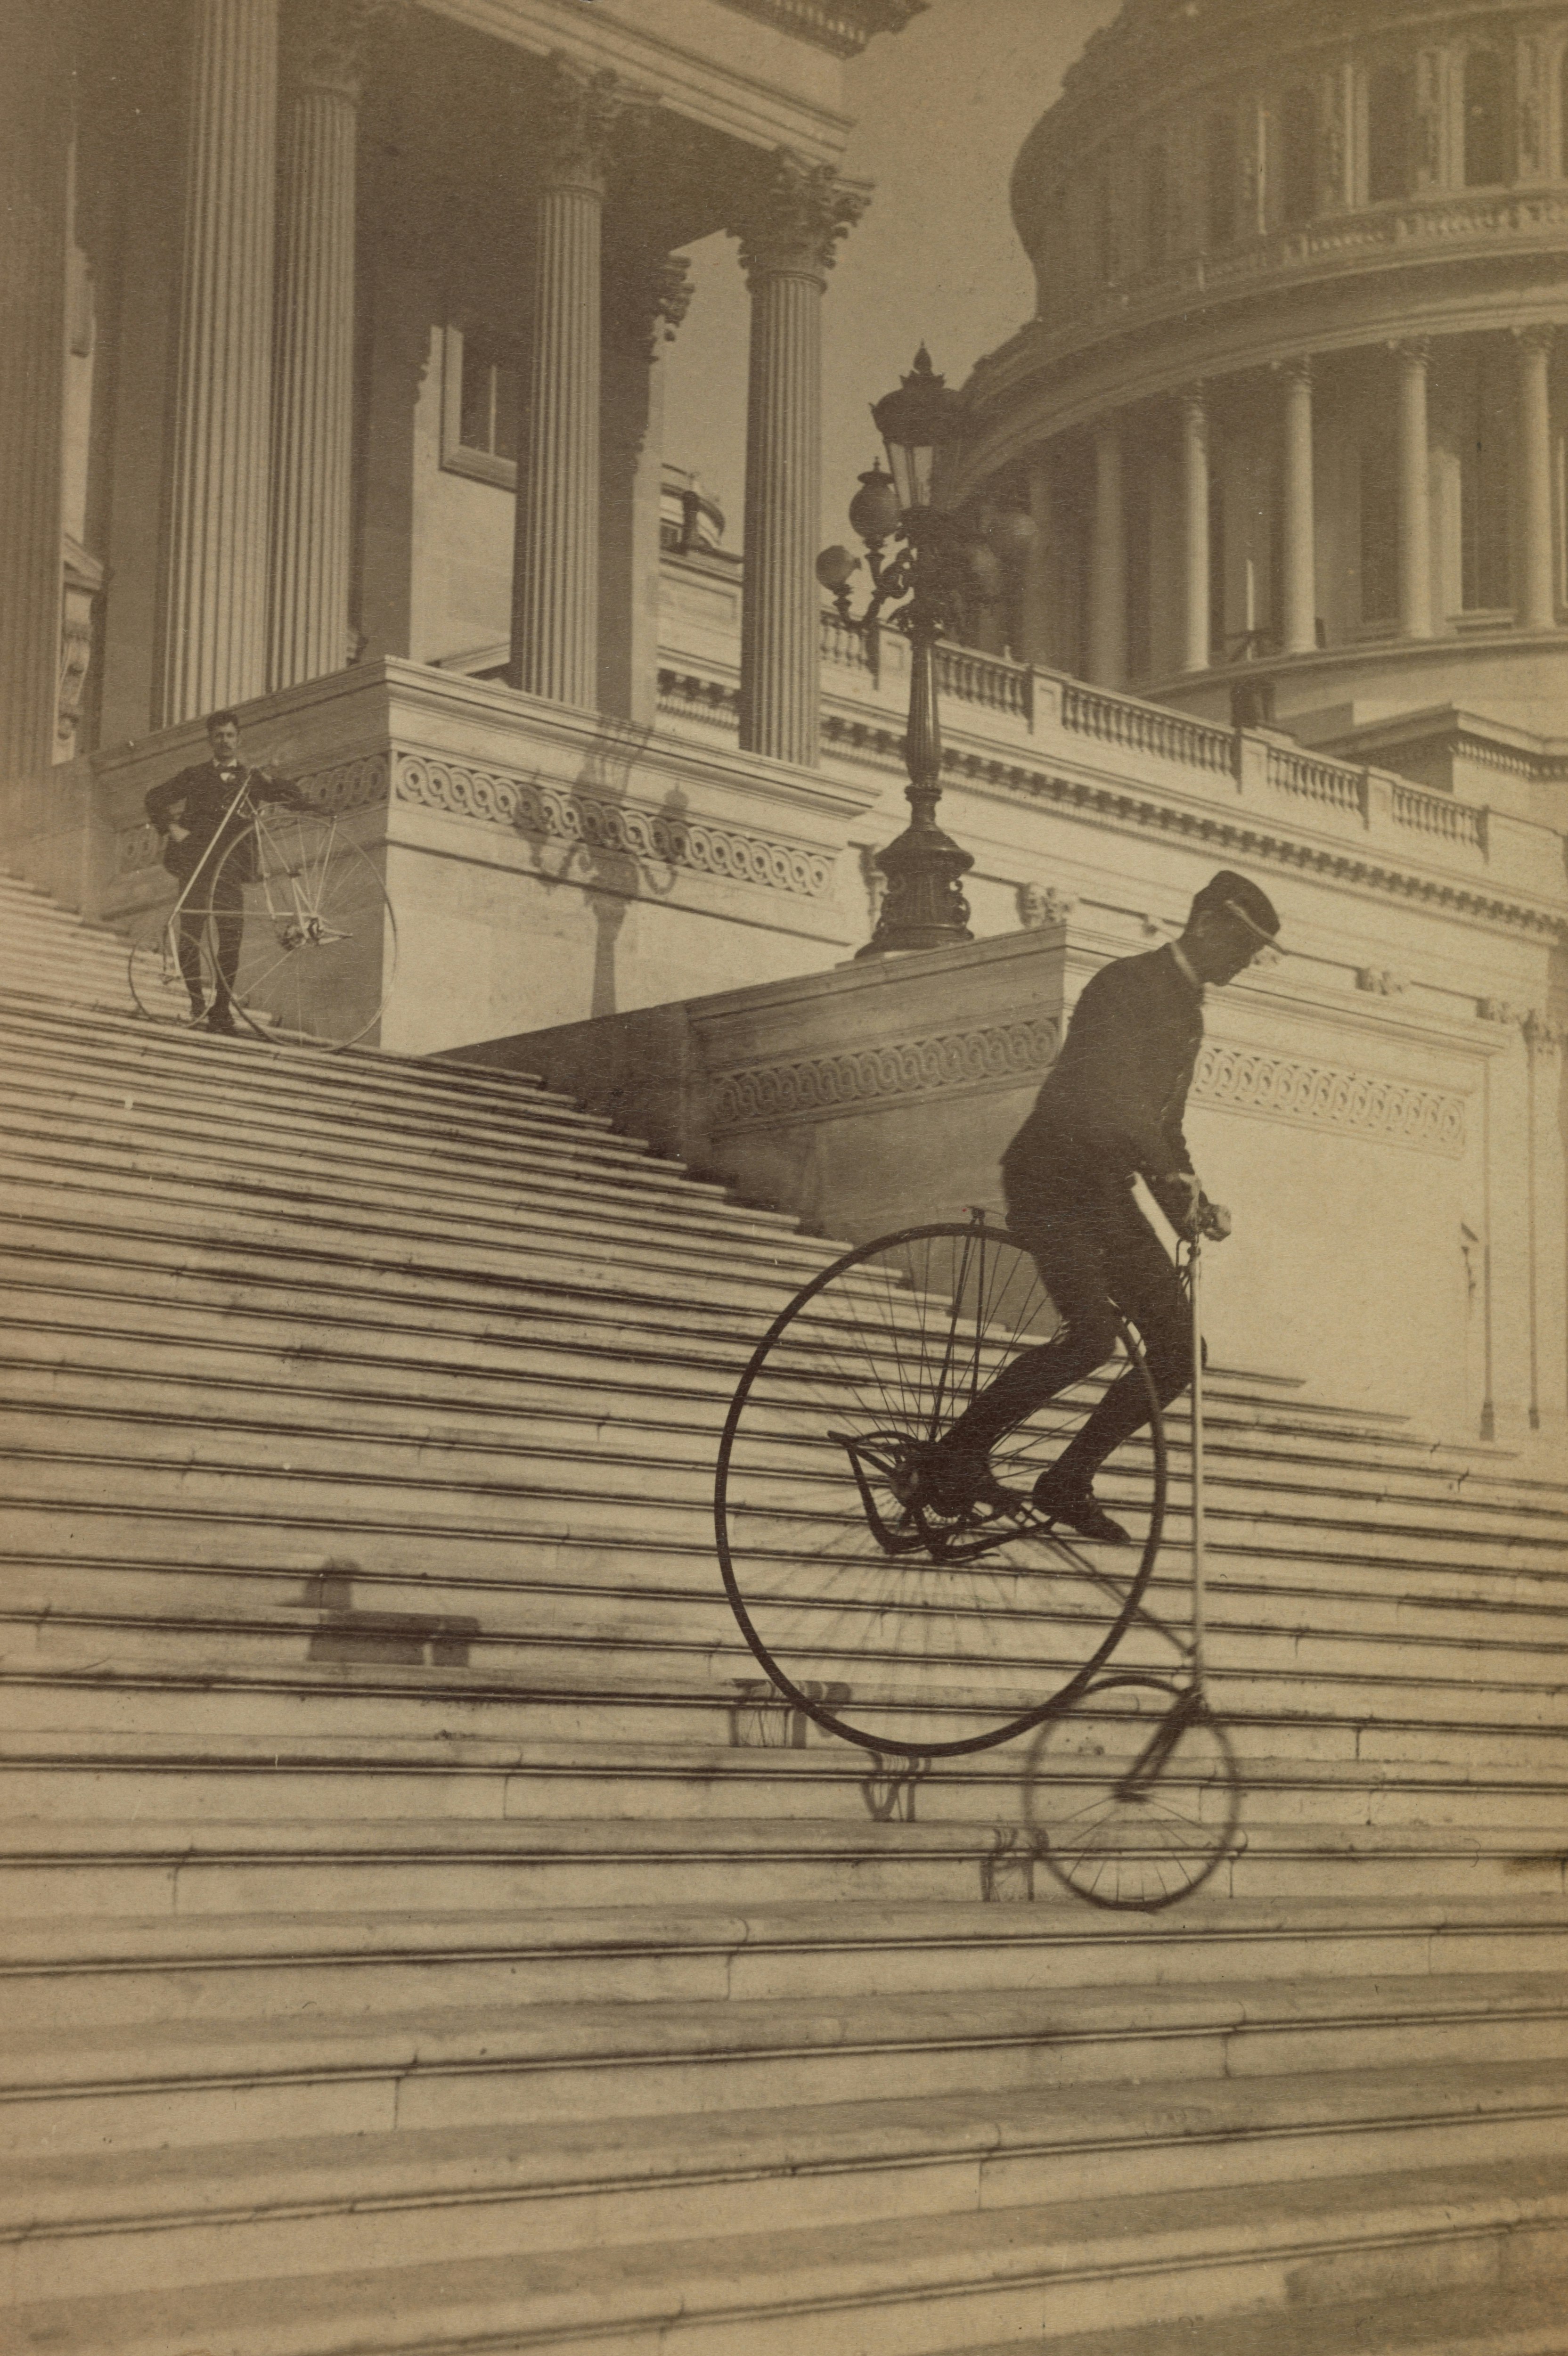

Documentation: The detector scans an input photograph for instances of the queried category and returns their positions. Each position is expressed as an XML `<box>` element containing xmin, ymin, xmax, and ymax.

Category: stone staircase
<box><xmin>1</xmin><ymin>864</ymin><xmax>1567</xmax><ymax>2354</ymax></box>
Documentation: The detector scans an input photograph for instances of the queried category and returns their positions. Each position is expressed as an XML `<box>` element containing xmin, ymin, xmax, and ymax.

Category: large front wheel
<box><xmin>212</xmin><ymin>810</ymin><xmax>396</xmax><ymax>1050</ymax></box>
<box><xmin>715</xmin><ymin>1220</ymin><xmax>1166</xmax><ymax>1758</ymax></box>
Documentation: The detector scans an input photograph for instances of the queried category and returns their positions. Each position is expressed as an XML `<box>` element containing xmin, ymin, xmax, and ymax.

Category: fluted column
<box><xmin>731</xmin><ymin>152</ymin><xmax>869</xmax><ymax>768</ymax></box>
<box><xmin>1281</xmin><ymin>357</ymin><xmax>1317</xmax><ymax>656</ymax></box>
<box><xmin>1089</xmin><ymin>419</ymin><xmax>1127</xmax><ymax>687</ymax></box>
<box><xmin>1179</xmin><ymin>389</ymin><xmax>1210</xmax><ymax>673</ymax></box>
<box><xmin>268</xmin><ymin>0</ymin><xmax>376</xmax><ymax>688</ymax></box>
<box><xmin>158</xmin><ymin>0</ymin><xmax>279</xmax><ymax>726</ymax></box>
<box><xmin>510</xmin><ymin>57</ymin><xmax>623</xmax><ymax>710</ymax></box>
<box><xmin>1515</xmin><ymin>326</ymin><xmax>1556</xmax><ymax>631</ymax></box>
<box><xmin>1394</xmin><ymin>338</ymin><xmax>1433</xmax><ymax>640</ymax></box>
<box><xmin>600</xmin><ymin>243</ymin><xmax>693</xmax><ymax>723</ymax></box>
<box><xmin>0</xmin><ymin>5</ymin><xmax>71</xmax><ymax>774</ymax></box>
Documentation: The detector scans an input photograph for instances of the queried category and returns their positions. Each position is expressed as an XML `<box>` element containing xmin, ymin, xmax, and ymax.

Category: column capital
<box><xmin>1275</xmin><ymin>352</ymin><xmax>1313</xmax><ymax>388</ymax></box>
<box><xmin>285</xmin><ymin>0</ymin><xmax>392</xmax><ymax>101</ymax></box>
<box><xmin>1389</xmin><ymin>335</ymin><xmax>1432</xmax><ymax>373</ymax></box>
<box><xmin>604</xmin><ymin>246</ymin><xmax>694</xmax><ymax>363</ymax></box>
<box><xmin>538</xmin><ymin>53</ymin><xmax>628</xmax><ymax>196</ymax></box>
<box><xmin>730</xmin><ymin>149</ymin><xmax>869</xmax><ymax>285</ymax></box>
<box><xmin>1514</xmin><ymin>322</ymin><xmax>1559</xmax><ymax>360</ymax></box>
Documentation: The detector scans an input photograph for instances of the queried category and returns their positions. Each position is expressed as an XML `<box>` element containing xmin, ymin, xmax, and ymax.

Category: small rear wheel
<box><xmin>1021</xmin><ymin>1674</ymin><xmax>1241</xmax><ymax>1910</ymax></box>
<box><xmin>715</xmin><ymin>1220</ymin><xmax>1166</xmax><ymax>1758</ymax></box>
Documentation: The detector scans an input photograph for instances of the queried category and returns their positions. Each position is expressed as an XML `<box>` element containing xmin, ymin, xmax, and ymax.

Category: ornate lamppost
<box><xmin>817</xmin><ymin>347</ymin><xmax>1036</xmax><ymax>955</ymax></box>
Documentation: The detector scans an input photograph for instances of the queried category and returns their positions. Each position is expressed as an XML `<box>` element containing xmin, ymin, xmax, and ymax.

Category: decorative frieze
<box><xmin>296</xmin><ymin>752</ymin><xmax>389</xmax><ymax>811</ymax></box>
<box><xmin>712</xmin><ymin>1019</ymin><xmax>1059</xmax><ymax>1129</ymax></box>
<box><xmin>392</xmin><ymin>753</ymin><xmax>833</xmax><ymax>898</ymax></box>
<box><xmin>1017</xmin><ymin>883</ymin><xmax>1076</xmax><ymax>929</ymax></box>
<box><xmin>1192</xmin><ymin>1046</ymin><xmax>1465</xmax><ymax>1154</ymax></box>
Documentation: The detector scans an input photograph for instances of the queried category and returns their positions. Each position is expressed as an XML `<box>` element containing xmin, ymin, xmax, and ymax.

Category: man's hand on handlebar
<box><xmin>1165</xmin><ymin>1172</ymin><xmax>1232</xmax><ymax>1243</ymax></box>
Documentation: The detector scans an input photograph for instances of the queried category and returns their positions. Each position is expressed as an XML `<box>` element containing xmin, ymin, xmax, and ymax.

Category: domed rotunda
<box><xmin>958</xmin><ymin>0</ymin><xmax>1568</xmax><ymax>795</ymax></box>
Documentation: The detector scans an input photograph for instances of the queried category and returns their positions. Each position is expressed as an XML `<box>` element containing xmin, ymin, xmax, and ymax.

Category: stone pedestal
<box><xmin>158</xmin><ymin>0</ymin><xmax>279</xmax><ymax>726</ymax></box>
<box><xmin>731</xmin><ymin>151</ymin><xmax>868</xmax><ymax>769</ymax></box>
<box><xmin>510</xmin><ymin>59</ymin><xmax>623</xmax><ymax>712</ymax></box>
<box><xmin>269</xmin><ymin>0</ymin><xmax>374</xmax><ymax>688</ymax></box>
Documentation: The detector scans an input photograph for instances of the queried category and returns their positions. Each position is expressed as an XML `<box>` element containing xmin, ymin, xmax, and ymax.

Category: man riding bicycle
<box><xmin>919</xmin><ymin>869</ymin><xmax>1282</xmax><ymax>1541</ymax></box>
<box><xmin>144</xmin><ymin>711</ymin><xmax>304</xmax><ymax>1034</ymax></box>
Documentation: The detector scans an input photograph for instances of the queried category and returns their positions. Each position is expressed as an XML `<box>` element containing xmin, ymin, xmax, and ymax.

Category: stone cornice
<box><xmin>711</xmin><ymin>0</ymin><xmax>927</xmax><ymax>57</ymax></box>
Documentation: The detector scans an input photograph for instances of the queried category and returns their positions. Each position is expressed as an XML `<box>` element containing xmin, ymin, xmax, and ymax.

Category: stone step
<box><xmin>0</xmin><ymin>1060</ymin><xmax>798</xmax><ymax>1224</ymax></box>
<box><xmin>1</xmin><ymin>1813</ymin><xmax>1563</xmax><ymax>1920</ymax></box>
<box><xmin>0</xmin><ymin>1144</ymin><xmax>845</xmax><ymax>1296</ymax></box>
<box><xmin>2</xmin><ymin>2060</ymin><xmax>1564</xmax><ymax>2304</ymax></box>
<box><xmin>4</xmin><ymin>2156</ymin><xmax>1564</xmax><ymax>2355</ymax></box>
<box><xmin>4</xmin><ymin>1969</ymin><xmax>1565</xmax><ymax>2154</ymax></box>
<box><xmin>949</xmin><ymin>2280</ymin><xmax>1568</xmax><ymax>2356</ymax></box>
<box><xmin>5</xmin><ymin>1733</ymin><xmax>1564</xmax><ymax>1833</ymax></box>
<box><xmin>7</xmin><ymin>1890</ymin><xmax>1566</xmax><ymax>2025</ymax></box>
<box><xmin>0</xmin><ymin>1304</ymin><xmax>1535</xmax><ymax>1503</ymax></box>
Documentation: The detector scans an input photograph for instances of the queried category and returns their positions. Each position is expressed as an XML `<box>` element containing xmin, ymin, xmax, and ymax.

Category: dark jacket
<box><xmin>1003</xmin><ymin>945</ymin><xmax>1205</xmax><ymax>1225</ymax></box>
<box><xmin>144</xmin><ymin>761</ymin><xmax>302</xmax><ymax>883</ymax></box>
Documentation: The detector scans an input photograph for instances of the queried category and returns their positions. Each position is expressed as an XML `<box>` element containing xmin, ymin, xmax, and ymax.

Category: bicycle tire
<box><xmin>715</xmin><ymin>1219</ymin><xmax>1167</xmax><ymax>1758</ymax></box>
<box><xmin>127</xmin><ymin>902</ymin><xmax>213</xmax><ymax>1026</ymax></box>
<box><xmin>1022</xmin><ymin>1672</ymin><xmax>1241</xmax><ymax>1910</ymax></box>
<box><xmin>211</xmin><ymin>810</ymin><xmax>397</xmax><ymax>1051</ymax></box>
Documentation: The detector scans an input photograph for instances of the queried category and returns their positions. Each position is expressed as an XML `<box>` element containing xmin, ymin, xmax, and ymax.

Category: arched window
<box><xmin>1206</xmin><ymin>112</ymin><xmax>1237</xmax><ymax>245</ymax></box>
<box><xmin>1142</xmin><ymin>146</ymin><xmax>1169</xmax><ymax>268</ymax></box>
<box><xmin>1367</xmin><ymin>60</ymin><xmax>1411</xmax><ymax>201</ymax></box>
<box><xmin>1464</xmin><ymin>48</ymin><xmax>1507</xmax><ymax>185</ymax></box>
<box><xmin>1280</xmin><ymin>84</ymin><xmax>1317</xmax><ymax>226</ymax></box>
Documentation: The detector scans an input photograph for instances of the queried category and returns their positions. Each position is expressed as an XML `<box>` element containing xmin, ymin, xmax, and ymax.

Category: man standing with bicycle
<box><xmin>144</xmin><ymin>712</ymin><xmax>304</xmax><ymax>1033</ymax></box>
<box><xmin>921</xmin><ymin>869</ymin><xmax>1281</xmax><ymax>1540</ymax></box>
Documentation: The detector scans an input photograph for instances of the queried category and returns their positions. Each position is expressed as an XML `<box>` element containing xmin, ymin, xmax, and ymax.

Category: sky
<box><xmin>661</xmin><ymin>0</ymin><xmax>1120</xmax><ymax>548</ymax></box>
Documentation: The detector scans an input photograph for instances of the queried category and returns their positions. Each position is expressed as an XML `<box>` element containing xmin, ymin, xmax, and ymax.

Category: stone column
<box><xmin>1515</xmin><ymin>326</ymin><xmax>1556</xmax><ymax>631</ymax></box>
<box><xmin>268</xmin><ymin>0</ymin><xmax>377</xmax><ymax>689</ymax></box>
<box><xmin>731</xmin><ymin>151</ymin><xmax>869</xmax><ymax>769</ymax></box>
<box><xmin>1281</xmin><ymin>357</ymin><xmax>1317</xmax><ymax>656</ymax></box>
<box><xmin>157</xmin><ymin>0</ymin><xmax>279</xmax><ymax>727</ymax></box>
<box><xmin>510</xmin><ymin>57</ymin><xmax>624</xmax><ymax>711</ymax></box>
<box><xmin>1179</xmin><ymin>389</ymin><xmax>1210</xmax><ymax>673</ymax></box>
<box><xmin>1017</xmin><ymin>454</ymin><xmax>1055</xmax><ymax>667</ymax></box>
<box><xmin>599</xmin><ymin>243</ymin><xmax>693</xmax><ymax>724</ymax></box>
<box><xmin>1089</xmin><ymin>419</ymin><xmax>1127</xmax><ymax>687</ymax></box>
<box><xmin>0</xmin><ymin>6</ymin><xmax>71</xmax><ymax>775</ymax></box>
<box><xmin>1395</xmin><ymin>339</ymin><xmax>1433</xmax><ymax>639</ymax></box>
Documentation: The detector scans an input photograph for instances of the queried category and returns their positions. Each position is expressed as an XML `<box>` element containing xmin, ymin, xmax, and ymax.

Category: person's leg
<box><xmin>1042</xmin><ymin>1193</ymin><xmax>1194</xmax><ymax>1493</ymax></box>
<box><xmin>173</xmin><ymin>896</ymin><xmax>206</xmax><ymax>1014</ymax></box>
<box><xmin>922</xmin><ymin>1181</ymin><xmax>1121</xmax><ymax>1510</ymax></box>
<box><xmin>208</xmin><ymin>863</ymin><xmax>245</xmax><ymax>1029</ymax></box>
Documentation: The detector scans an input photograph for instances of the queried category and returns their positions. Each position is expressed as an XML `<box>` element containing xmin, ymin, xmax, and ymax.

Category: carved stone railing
<box><xmin>1060</xmin><ymin>679</ymin><xmax>1233</xmax><ymax>772</ymax></box>
<box><xmin>935</xmin><ymin>644</ymin><xmax>1032</xmax><ymax>720</ymax></box>
<box><xmin>1393</xmin><ymin>780</ymin><xmax>1487</xmax><ymax>853</ymax></box>
<box><xmin>1037</xmin><ymin>187</ymin><xmax>1568</xmax><ymax>361</ymax></box>
<box><xmin>1266</xmin><ymin>743</ymin><xmax>1368</xmax><ymax>817</ymax></box>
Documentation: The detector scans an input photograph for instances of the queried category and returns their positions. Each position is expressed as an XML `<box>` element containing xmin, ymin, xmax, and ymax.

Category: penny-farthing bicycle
<box><xmin>715</xmin><ymin>1211</ymin><xmax>1241</xmax><ymax>1910</ymax></box>
<box><xmin>128</xmin><ymin>789</ymin><xmax>396</xmax><ymax>1050</ymax></box>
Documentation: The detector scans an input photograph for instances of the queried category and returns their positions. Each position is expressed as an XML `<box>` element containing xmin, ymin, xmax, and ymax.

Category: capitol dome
<box><xmin>957</xmin><ymin>0</ymin><xmax>1568</xmax><ymax>769</ymax></box>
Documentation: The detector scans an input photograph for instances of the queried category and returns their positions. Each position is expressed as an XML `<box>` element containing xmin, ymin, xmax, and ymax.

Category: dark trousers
<box><xmin>172</xmin><ymin>857</ymin><xmax>245</xmax><ymax>1014</ymax></box>
<box><xmin>947</xmin><ymin>1164</ymin><xmax>1198</xmax><ymax>1483</ymax></box>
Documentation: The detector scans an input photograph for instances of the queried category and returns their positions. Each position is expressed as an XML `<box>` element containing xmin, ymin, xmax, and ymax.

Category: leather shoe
<box><xmin>1031</xmin><ymin>1467</ymin><xmax>1130</xmax><ymax>1545</ymax></box>
<box><xmin>917</xmin><ymin>1447</ymin><xmax>1018</xmax><ymax>1520</ymax></box>
<box><xmin>203</xmin><ymin>1006</ymin><xmax>237</xmax><ymax>1035</ymax></box>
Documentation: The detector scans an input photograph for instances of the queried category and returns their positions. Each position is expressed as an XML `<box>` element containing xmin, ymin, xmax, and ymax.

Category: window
<box><xmin>1206</xmin><ymin>112</ymin><xmax>1237</xmax><ymax>246</ymax></box>
<box><xmin>441</xmin><ymin>325</ymin><xmax>522</xmax><ymax>487</ymax></box>
<box><xmin>1142</xmin><ymin>146</ymin><xmax>1169</xmax><ymax>268</ymax></box>
<box><xmin>1463</xmin><ymin>48</ymin><xmax>1506</xmax><ymax>186</ymax></box>
<box><xmin>1367</xmin><ymin>60</ymin><xmax>1411</xmax><ymax>201</ymax></box>
<box><xmin>1280</xmin><ymin>84</ymin><xmax>1317</xmax><ymax>227</ymax></box>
